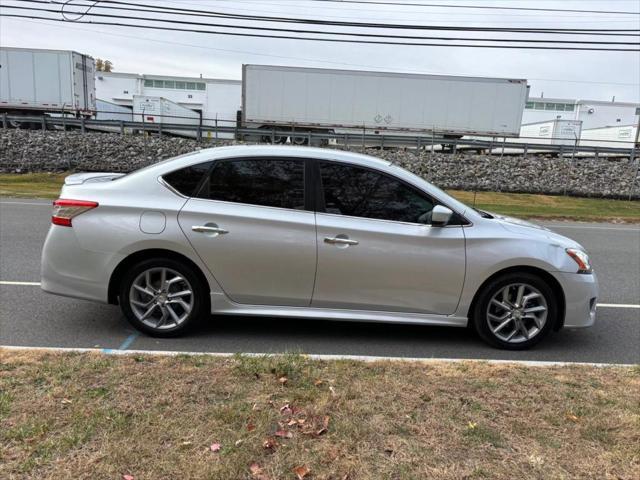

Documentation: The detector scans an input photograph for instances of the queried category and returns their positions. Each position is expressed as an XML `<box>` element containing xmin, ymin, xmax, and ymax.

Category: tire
<box><xmin>119</xmin><ymin>257</ymin><xmax>208</xmax><ymax>337</ymax></box>
<box><xmin>472</xmin><ymin>272</ymin><xmax>557</xmax><ymax>350</ymax></box>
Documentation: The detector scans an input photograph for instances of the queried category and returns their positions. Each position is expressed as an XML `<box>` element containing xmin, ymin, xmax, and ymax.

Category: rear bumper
<box><xmin>41</xmin><ymin>225</ymin><xmax>122</xmax><ymax>303</ymax></box>
<box><xmin>552</xmin><ymin>271</ymin><xmax>598</xmax><ymax>328</ymax></box>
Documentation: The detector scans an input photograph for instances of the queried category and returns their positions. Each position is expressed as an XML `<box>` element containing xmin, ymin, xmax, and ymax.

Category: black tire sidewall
<box><xmin>119</xmin><ymin>257</ymin><xmax>207</xmax><ymax>337</ymax></box>
<box><xmin>473</xmin><ymin>272</ymin><xmax>557</xmax><ymax>350</ymax></box>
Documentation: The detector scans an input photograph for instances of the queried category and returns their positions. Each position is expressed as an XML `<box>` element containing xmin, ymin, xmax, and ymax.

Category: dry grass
<box><xmin>1</xmin><ymin>350</ymin><xmax>638</xmax><ymax>480</ymax></box>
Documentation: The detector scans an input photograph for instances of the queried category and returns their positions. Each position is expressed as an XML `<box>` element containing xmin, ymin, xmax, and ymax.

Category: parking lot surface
<box><xmin>1</xmin><ymin>198</ymin><xmax>638</xmax><ymax>364</ymax></box>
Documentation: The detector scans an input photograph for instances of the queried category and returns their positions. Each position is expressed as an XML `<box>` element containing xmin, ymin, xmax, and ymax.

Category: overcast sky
<box><xmin>1</xmin><ymin>0</ymin><xmax>639</xmax><ymax>102</ymax></box>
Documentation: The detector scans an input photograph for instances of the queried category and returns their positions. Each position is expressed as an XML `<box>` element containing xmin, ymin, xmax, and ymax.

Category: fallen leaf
<box><xmin>278</xmin><ymin>376</ymin><xmax>288</xmax><ymax>385</ymax></box>
<box><xmin>293</xmin><ymin>464</ymin><xmax>310</xmax><ymax>479</ymax></box>
<box><xmin>566</xmin><ymin>413</ymin><xmax>579</xmax><ymax>423</ymax></box>
<box><xmin>467</xmin><ymin>421</ymin><xmax>477</xmax><ymax>430</ymax></box>
<box><xmin>263</xmin><ymin>437</ymin><xmax>277</xmax><ymax>450</ymax></box>
<box><xmin>329</xmin><ymin>386</ymin><xmax>337</xmax><ymax>397</ymax></box>
<box><xmin>280</xmin><ymin>403</ymin><xmax>293</xmax><ymax>414</ymax></box>
<box><xmin>275</xmin><ymin>429</ymin><xmax>293</xmax><ymax>439</ymax></box>
<box><xmin>314</xmin><ymin>379</ymin><xmax>324</xmax><ymax>386</ymax></box>
<box><xmin>122</xmin><ymin>475</ymin><xmax>134</xmax><ymax>480</ymax></box>
<box><xmin>249</xmin><ymin>462</ymin><xmax>262</xmax><ymax>475</ymax></box>
<box><xmin>235</xmin><ymin>439</ymin><xmax>244</xmax><ymax>447</ymax></box>
<box><xmin>61</xmin><ymin>398</ymin><xmax>72</xmax><ymax>405</ymax></box>
<box><xmin>317</xmin><ymin>415</ymin><xmax>330</xmax><ymax>436</ymax></box>
<box><xmin>247</xmin><ymin>423</ymin><xmax>256</xmax><ymax>432</ymax></box>
<box><xmin>210</xmin><ymin>442</ymin><xmax>221</xmax><ymax>452</ymax></box>
<box><xmin>287</xmin><ymin>419</ymin><xmax>298</xmax><ymax>426</ymax></box>
<box><xmin>180</xmin><ymin>441</ymin><xmax>193</xmax><ymax>447</ymax></box>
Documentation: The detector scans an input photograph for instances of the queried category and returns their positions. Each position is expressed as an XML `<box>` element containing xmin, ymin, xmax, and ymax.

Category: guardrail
<box><xmin>2</xmin><ymin>113</ymin><xmax>637</xmax><ymax>161</ymax></box>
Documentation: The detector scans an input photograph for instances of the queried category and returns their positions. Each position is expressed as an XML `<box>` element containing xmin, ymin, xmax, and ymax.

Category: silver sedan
<box><xmin>41</xmin><ymin>145</ymin><xmax>598</xmax><ymax>349</ymax></box>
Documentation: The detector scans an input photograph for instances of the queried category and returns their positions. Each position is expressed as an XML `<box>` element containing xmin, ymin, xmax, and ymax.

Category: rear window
<box><xmin>162</xmin><ymin>161</ymin><xmax>212</xmax><ymax>196</ymax></box>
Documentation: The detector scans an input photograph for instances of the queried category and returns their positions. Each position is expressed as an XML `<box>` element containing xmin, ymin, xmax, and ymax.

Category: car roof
<box><xmin>192</xmin><ymin>145</ymin><xmax>392</xmax><ymax>169</ymax></box>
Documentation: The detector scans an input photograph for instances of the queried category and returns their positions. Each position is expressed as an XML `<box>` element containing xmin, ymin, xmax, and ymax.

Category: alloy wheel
<box><xmin>129</xmin><ymin>267</ymin><xmax>194</xmax><ymax>330</ymax></box>
<box><xmin>486</xmin><ymin>283</ymin><xmax>548</xmax><ymax>344</ymax></box>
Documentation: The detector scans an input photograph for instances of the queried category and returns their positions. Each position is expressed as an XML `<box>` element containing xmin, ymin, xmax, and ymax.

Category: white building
<box><xmin>522</xmin><ymin>97</ymin><xmax>639</xmax><ymax>130</ymax></box>
<box><xmin>95</xmin><ymin>71</ymin><xmax>241</xmax><ymax>130</ymax></box>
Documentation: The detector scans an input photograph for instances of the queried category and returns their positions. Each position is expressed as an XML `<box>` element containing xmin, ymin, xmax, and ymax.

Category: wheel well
<box><xmin>108</xmin><ymin>249</ymin><xmax>210</xmax><ymax>305</ymax></box>
<box><xmin>467</xmin><ymin>266</ymin><xmax>566</xmax><ymax>331</ymax></box>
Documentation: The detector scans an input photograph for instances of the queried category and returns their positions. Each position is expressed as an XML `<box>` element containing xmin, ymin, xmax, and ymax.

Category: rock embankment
<box><xmin>1</xmin><ymin>130</ymin><xmax>637</xmax><ymax>198</ymax></box>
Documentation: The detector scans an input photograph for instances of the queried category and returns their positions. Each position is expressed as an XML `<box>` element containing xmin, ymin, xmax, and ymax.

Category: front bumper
<box><xmin>552</xmin><ymin>271</ymin><xmax>599</xmax><ymax>328</ymax></box>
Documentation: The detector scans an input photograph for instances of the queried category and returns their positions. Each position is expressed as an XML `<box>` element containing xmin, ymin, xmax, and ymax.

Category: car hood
<box><xmin>487</xmin><ymin>211</ymin><xmax>585</xmax><ymax>250</ymax></box>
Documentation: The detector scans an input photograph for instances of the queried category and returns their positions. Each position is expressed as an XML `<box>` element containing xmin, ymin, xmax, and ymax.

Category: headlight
<box><xmin>566</xmin><ymin>248</ymin><xmax>592</xmax><ymax>274</ymax></box>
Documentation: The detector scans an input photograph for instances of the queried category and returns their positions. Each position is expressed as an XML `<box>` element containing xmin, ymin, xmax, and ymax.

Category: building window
<box><xmin>545</xmin><ymin>103</ymin><xmax>557</xmax><ymax>110</ymax></box>
<box><xmin>144</xmin><ymin>79</ymin><xmax>153</xmax><ymax>87</ymax></box>
<box><xmin>186</xmin><ymin>82</ymin><xmax>196</xmax><ymax>90</ymax></box>
<box><xmin>175</xmin><ymin>81</ymin><xmax>186</xmax><ymax>89</ymax></box>
<box><xmin>564</xmin><ymin>104</ymin><xmax>575</xmax><ymax>111</ymax></box>
<box><xmin>534</xmin><ymin>102</ymin><xmax>545</xmax><ymax>110</ymax></box>
<box><xmin>525</xmin><ymin>101</ymin><xmax>534</xmax><ymax>109</ymax></box>
<box><xmin>197</xmin><ymin>83</ymin><xmax>206</xmax><ymax>91</ymax></box>
<box><xmin>153</xmin><ymin>80</ymin><xmax>163</xmax><ymax>88</ymax></box>
<box><xmin>164</xmin><ymin>81</ymin><xmax>175</xmax><ymax>89</ymax></box>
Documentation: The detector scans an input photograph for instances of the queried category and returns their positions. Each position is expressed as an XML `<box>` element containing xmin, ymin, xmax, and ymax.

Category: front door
<box><xmin>178</xmin><ymin>157</ymin><xmax>317</xmax><ymax>307</ymax></box>
<box><xmin>312</xmin><ymin>161</ymin><xmax>466</xmax><ymax>315</ymax></box>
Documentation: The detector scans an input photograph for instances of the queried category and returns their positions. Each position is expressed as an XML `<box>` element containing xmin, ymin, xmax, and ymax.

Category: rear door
<box><xmin>177</xmin><ymin>157</ymin><xmax>317</xmax><ymax>307</ymax></box>
<box><xmin>312</xmin><ymin>161</ymin><xmax>466</xmax><ymax>315</ymax></box>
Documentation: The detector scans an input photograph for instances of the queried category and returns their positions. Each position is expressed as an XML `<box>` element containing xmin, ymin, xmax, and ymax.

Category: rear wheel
<box><xmin>119</xmin><ymin>258</ymin><xmax>208</xmax><ymax>337</ymax></box>
<box><xmin>472</xmin><ymin>272</ymin><xmax>557</xmax><ymax>350</ymax></box>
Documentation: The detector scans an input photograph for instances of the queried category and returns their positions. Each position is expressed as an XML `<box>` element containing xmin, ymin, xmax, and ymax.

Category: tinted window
<box><xmin>197</xmin><ymin>158</ymin><xmax>305</xmax><ymax>210</ymax></box>
<box><xmin>319</xmin><ymin>162</ymin><xmax>434</xmax><ymax>224</ymax></box>
<box><xmin>162</xmin><ymin>161</ymin><xmax>212</xmax><ymax>196</ymax></box>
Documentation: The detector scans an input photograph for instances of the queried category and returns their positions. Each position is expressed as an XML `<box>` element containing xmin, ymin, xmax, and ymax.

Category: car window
<box><xmin>162</xmin><ymin>161</ymin><xmax>213</xmax><ymax>196</ymax></box>
<box><xmin>319</xmin><ymin>162</ymin><xmax>434</xmax><ymax>224</ymax></box>
<box><xmin>196</xmin><ymin>158</ymin><xmax>305</xmax><ymax>210</ymax></box>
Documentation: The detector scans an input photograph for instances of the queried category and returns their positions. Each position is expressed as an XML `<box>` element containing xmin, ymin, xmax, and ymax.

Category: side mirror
<box><xmin>431</xmin><ymin>205</ymin><xmax>453</xmax><ymax>226</ymax></box>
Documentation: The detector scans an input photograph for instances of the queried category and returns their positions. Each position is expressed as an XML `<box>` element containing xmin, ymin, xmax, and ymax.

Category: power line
<box><xmin>310</xmin><ymin>0</ymin><xmax>640</xmax><ymax>16</ymax></box>
<box><xmin>10</xmin><ymin>16</ymin><xmax>639</xmax><ymax>89</ymax></box>
<box><xmin>36</xmin><ymin>0</ymin><xmax>640</xmax><ymax>35</ymax></box>
<box><xmin>6</xmin><ymin>3</ymin><xmax>639</xmax><ymax>45</ymax></box>
<box><xmin>2</xmin><ymin>13</ymin><xmax>638</xmax><ymax>51</ymax></box>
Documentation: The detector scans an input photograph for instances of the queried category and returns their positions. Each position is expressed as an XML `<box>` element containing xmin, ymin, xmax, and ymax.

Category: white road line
<box><xmin>0</xmin><ymin>281</ymin><xmax>638</xmax><ymax>309</ymax></box>
<box><xmin>597</xmin><ymin>303</ymin><xmax>640</xmax><ymax>309</ymax></box>
<box><xmin>0</xmin><ymin>345</ymin><xmax>636</xmax><ymax>367</ymax></box>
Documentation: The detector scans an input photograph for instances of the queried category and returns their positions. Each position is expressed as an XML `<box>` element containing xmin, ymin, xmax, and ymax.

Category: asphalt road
<box><xmin>1</xmin><ymin>198</ymin><xmax>638</xmax><ymax>364</ymax></box>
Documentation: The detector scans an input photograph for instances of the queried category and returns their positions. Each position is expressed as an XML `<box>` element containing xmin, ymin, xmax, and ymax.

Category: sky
<box><xmin>1</xmin><ymin>0</ymin><xmax>639</xmax><ymax>102</ymax></box>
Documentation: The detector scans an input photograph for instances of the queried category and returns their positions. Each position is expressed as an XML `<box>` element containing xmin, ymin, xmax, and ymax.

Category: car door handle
<box><xmin>192</xmin><ymin>225</ymin><xmax>229</xmax><ymax>234</ymax></box>
<box><xmin>324</xmin><ymin>236</ymin><xmax>359</xmax><ymax>246</ymax></box>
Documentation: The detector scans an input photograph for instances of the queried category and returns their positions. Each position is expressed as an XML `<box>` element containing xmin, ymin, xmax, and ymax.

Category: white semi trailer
<box><xmin>242</xmin><ymin>64</ymin><xmax>529</xmax><ymax>144</ymax></box>
<box><xmin>132</xmin><ymin>95</ymin><xmax>200</xmax><ymax>138</ymax></box>
<box><xmin>0</xmin><ymin>47</ymin><xmax>95</xmax><ymax>122</ymax></box>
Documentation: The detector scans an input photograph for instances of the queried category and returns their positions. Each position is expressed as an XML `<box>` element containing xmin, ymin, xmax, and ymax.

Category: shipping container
<box><xmin>242</xmin><ymin>64</ymin><xmax>528</xmax><ymax>142</ymax></box>
<box><xmin>579</xmin><ymin>124</ymin><xmax>638</xmax><ymax>149</ymax></box>
<box><xmin>132</xmin><ymin>95</ymin><xmax>200</xmax><ymax>138</ymax></box>
<box><xmin>0</xmin><ymin>47</ymin><xmax>95</xmax><ymax>116</ymax></box>
<box><xmin>519</xmin><ymin>119</ymin><xmax>582</xmax><ymax>146</ymax></box>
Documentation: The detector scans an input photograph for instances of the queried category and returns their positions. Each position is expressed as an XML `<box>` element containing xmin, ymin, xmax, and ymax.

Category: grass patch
<box><xmin>449</xmin><ymin>190</ymin><xmax>640</xmax><ymax>223</ymax></box>
<box><xmin>0</xmin><ymin>172</ymin><xmax>639</xmax><ymax>222</ymax></box>
<box><xmin>0</xmin><ymin>172</ymin><xmax>66</xmax><ymax>199</ymax></box>
<box><xmin>0</xmin><ymin>350</ymin><xmax>638</xmax><ymax>479</ymax></box>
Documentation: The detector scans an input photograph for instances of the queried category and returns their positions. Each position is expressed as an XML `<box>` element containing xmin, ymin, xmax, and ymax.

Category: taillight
<box><xmin>52</xmin><ymin>199</ymin><xmax>99</xmax><ymax>227</ymax></box>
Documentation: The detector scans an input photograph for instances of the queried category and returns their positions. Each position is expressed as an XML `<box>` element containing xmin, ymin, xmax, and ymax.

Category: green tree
<box><xmin>95</xmin><ymin>58</ymin><xmax>104</xmax><ymax>71</ymax></box>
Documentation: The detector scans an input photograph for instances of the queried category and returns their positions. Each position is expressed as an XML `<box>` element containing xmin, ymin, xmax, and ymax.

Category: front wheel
<box><xmin>472</xmin><ymin>272</ymin><xmax>557</xmax><ymax>350</ymax></box>
<box><xmin>119</xmin><ymin>258</ymin><xmax>208</xmax><ymax>337</ymax></box>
